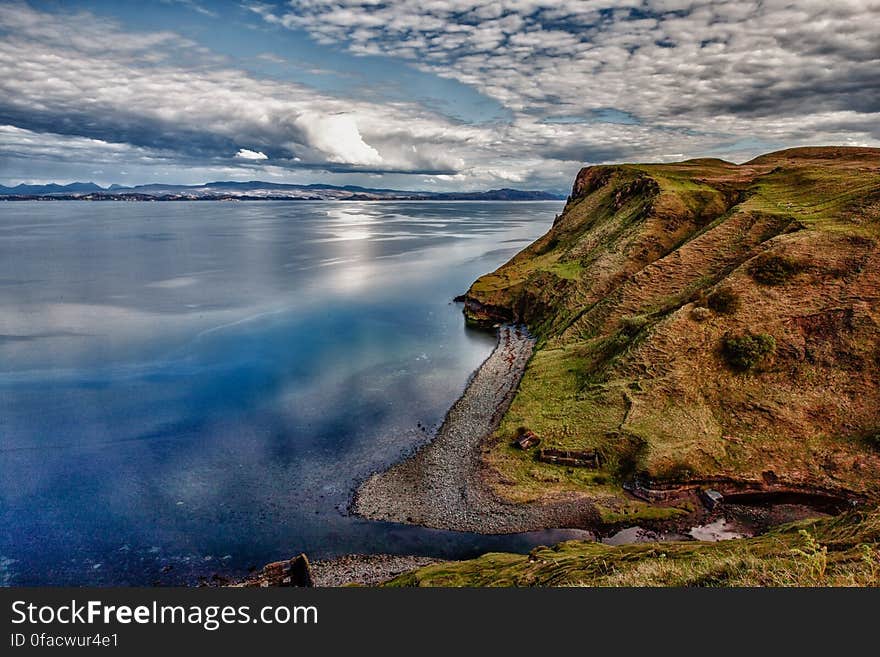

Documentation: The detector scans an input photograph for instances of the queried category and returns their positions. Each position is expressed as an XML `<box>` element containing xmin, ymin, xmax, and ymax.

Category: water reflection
<box><xmin>0</xmin><ymin>200</ymin><xmax>563</xmax><ymax>585</ymax></box>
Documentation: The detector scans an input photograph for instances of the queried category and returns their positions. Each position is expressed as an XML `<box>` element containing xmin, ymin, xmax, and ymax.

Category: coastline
<box><xmin>353</xmin><ymin>324</ymin><xmax>597</xmax><ymax>534</ymax></box>
<box><xmin>237</xmin><ymin>554</ymin><xmax>440</xmax><ymax>588</ymax></box>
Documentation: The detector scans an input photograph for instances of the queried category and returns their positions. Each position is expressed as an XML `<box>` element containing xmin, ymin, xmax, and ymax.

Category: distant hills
<box><xmin>0</xmin><ymin>182</ymin><xmax>106</xmax><ymax>195</ymax></box>
<box><xmin>0</xmin><ymin>180</ymin><xmax>564</xmax><ymax>201</ymax></box>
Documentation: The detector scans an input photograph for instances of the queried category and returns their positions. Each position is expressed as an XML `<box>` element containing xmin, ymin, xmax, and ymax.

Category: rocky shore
<box><xmin>353</xmin><ymin>325</ymin><xmax>597</xmax><ymax>533</ymax></box>
<box><xmin>237</xmin><ymin>553</ymin><xmax>439</xmax><ymax>587</ymax></box>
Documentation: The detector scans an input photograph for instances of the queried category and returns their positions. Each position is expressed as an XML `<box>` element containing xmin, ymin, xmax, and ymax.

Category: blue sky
<box><xmin>1</xmin><ymin>0</ymin><xmax>878</xmax><ymax>191</ymax></box>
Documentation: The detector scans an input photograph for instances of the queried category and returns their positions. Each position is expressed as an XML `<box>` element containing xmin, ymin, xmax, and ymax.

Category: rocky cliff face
<box><xmin>463</xmin><ymin>147</ymin><xmax>880</xmax><ymax>509</ymax></box>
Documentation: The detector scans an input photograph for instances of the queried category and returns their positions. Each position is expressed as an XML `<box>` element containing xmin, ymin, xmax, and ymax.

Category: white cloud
<box><xmin>259</xmin><ymin>1</ymin><xmax>880</xmax><ymax>156</ymax></box>
<box><xmin>255</xmin><ymin>52</ymin><xmax>286</xmax><ymax>64</ymax></box>
<box><xmin>0</xmin><ymin>124</ymin><xmax>172</xmax><ymax>163</ymax></box>
<box><xmin>1</xmin><ymin>1</ymin><xmax>879</xmax><ymax>191</ymax></box>
<box><xmin>293</xmin><ymin>112</ymin><xmax>382</xmax><ymax>166</ymax></box>
<box><xmin>0</xmin><ymin>3</ymin><xmax>470</xmax><ymax>176</ymax></box>
<box><xmin>235</xmin><ymin>148</ymin><xmax>268</xmax><ymax>161</ymax></box>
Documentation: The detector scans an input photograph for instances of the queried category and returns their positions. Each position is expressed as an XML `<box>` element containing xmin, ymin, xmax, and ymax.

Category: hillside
<box><xmin>461</xmin><ymin>146</ymin><xmax>880</xmax><ymax>519</ymax></box>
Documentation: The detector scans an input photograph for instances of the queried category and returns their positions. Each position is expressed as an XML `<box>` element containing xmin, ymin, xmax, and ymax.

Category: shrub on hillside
<box><xmin>721</xmin><ymin>333</ymin><xmax>776</xmax><ymax>371</ymax></box>
<box><xmin>748</xmin><ymin>253</ymin><xmax>804</xmax><ymax>285</ymax></box>
<box><xmin>705</xmin><ymin>287</ymin><xmax>740</xmax><ymax>315</ymax></box>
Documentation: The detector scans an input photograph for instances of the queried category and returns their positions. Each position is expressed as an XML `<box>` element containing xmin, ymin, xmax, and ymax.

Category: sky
<box><xmin>0</xmin><ymin>0</ymin><xmax>878</xmax><ymax>192</ymax></box>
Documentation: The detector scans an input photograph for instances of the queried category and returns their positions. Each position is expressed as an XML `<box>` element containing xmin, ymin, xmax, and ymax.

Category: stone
<box><xmin>700</xmin><ymin>489</ymin><xmax>724</xmax><ymax>510</ymax></box>
<box><xmin>536</xmin><ymin>448</ymin><xmax>600</xmax><ymax>468</ymax></box>
<box><xmin>690</xmin><ymin>306</ymin><xmax>712</xmax><ymax>322</ymax></box>
<box><xmin>514</xmin><ymin>429</ymin><xmax>541</xmax><ymax>450</ymax></box>
<box><xmin>290</xmin><ymin>553</ymin><xmax>315</xmax><ymax>588</ymax></box>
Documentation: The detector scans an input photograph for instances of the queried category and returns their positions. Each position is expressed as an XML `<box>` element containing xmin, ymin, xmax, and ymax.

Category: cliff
<box><xmin>461</xmin><ymin>147</ymin><xmax>880</xmax><ymax>512</ymax></box>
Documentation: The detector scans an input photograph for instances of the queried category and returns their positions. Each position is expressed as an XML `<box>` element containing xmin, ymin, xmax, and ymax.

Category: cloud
<box><xmin>235</xmin><ymin>148</ymin><xmax>269</xmax><ymax>161</ymax></box>
<box><xmin>0</xmin><ymin>124</ymin><xmax>174</xmax><ymax>165</ymax></box>
<box><xmin>160</xmin><ymin>0</ymin><xmax>218</xmax><ymax>19</ymax></box>
<box><xmin>293</xmin><ymin>112</ymin><xmax>382</xmax><ymax>166</ymax></box>
<box><xmin>0</xmin><ymin>3</ymin><xmax>473</xmax><ymax>178</ymax></box>
<box><xmin>255</xmin><ymin>52</ymin><xmax>286</xmax><ymax>65</ymax></box>
<box><xmin>258</xmin><ymin>1</ymin><xmax>880</xmax><ymax>154</ymax></box>
<box><xmin>1</xmin><ymin>1</ymin><xmax>879</xmax><ymax>191</ymax></box>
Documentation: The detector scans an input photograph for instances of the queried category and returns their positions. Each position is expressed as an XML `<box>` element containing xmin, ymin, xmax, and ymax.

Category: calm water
<box><xmin>0</xmin><ymin>200</ymin><xmax>588</xmax><ymax>586</ymax></box>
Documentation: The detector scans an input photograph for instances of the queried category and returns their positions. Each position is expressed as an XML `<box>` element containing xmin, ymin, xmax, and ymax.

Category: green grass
<box><xmin>485</xmin><ymin>345</ymin><xmax>631</xmax><ymax>502</ymax></box>
<box><xmin>743</xmin><ymin>166</ymin><xmax>880</xmax><ymax>236</ymax></box>
<box><xmin>594</xmin><ymin>500</ymin><xmax>691</xmax><ymax>525</ymax></box>
<box><xmin>542</xmin><ymin>260</ymin><xmax>583</xmax><ymax>280</ymax></box>
<box><xmin>384</xmin><ymin>507</ymin><xmax>880</xmax><ymax>587</ymax></box>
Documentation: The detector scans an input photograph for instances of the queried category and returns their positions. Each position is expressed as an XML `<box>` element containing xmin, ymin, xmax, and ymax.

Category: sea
<box><xmin>0</xmin><ymin>199</ymin><xmax>599</xmax><ymax>586</ymax></box>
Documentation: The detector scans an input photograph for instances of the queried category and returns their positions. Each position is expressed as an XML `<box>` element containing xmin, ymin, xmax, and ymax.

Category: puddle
<box><xmin>601</xmin><ymin>526</ymin><xmax>690</xmax><ymax>546</ymax></box>
<box><xmin>603</xmin><ymin>520</ymin><xmax>747</xmax><ymax>545</ymax></box>
<box><xmin>601</xmin><ymin>500</ymin><xmax>839</xmax><ymax>547</ymax></box>
<box><xmin>688</xmin><ymin>518</ymin><xmax>745</xmax><ymax>541</ymax></box>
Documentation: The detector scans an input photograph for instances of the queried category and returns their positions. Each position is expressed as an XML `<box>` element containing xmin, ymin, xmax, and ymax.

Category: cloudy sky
<box><xmin>1</xmin><ymin>0</ymin><xmax>878</xmax><ymax>192</ymax></box>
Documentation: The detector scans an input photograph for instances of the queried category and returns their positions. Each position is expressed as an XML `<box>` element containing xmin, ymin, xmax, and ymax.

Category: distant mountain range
<box><xmin>0</xmin><ymin>181</ymin><xmax>564</xmax><ymax>201</ymax></box>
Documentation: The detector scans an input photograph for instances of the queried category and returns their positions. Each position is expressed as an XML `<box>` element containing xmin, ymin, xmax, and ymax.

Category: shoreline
<box><xmin>237</xmin><ymin>327</ymin><xmax>856</xmax><ymax>586</ymax></box>
<box><xmin>353</xmin><ymin>324</ymin><xmax>597</xmax><ymax>534</ymax></box>
<box><xmin>236</xmin><ymin>554</ymin><xmax>440</xmax><ymax>588</ymax></box>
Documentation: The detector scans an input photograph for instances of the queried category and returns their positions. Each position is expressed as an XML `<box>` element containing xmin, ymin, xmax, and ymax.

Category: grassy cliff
<box><xmin>463</xmin><ymin>147</ymin><xmax>880</xmax><ymax>517</ymax></box>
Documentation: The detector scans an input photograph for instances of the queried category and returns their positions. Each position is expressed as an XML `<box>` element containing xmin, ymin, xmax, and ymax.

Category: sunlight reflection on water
<box><xmin>0</xmin><ymin>200</ymin><xmax>577</xmax><ymax>585</ymax></box>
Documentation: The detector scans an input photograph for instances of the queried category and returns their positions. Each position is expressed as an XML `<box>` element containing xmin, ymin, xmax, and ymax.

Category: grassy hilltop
<box><xmin>461</xmin><ymin>146</ymin><xmax>880</xmax><ymax>520</ymax></box>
